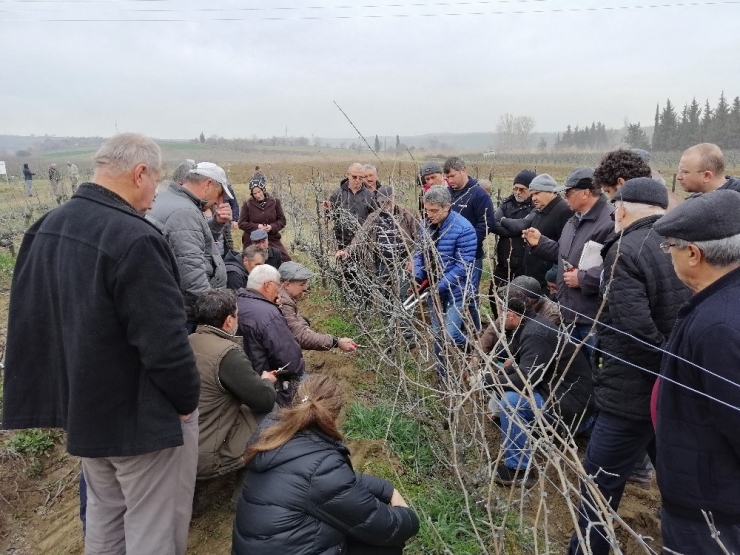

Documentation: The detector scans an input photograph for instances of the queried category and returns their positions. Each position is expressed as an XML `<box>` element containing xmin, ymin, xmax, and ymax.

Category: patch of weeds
<box><xmin>26</xmin><ymin>457</ymin><xmax>43</xmax><ymax>478</ymax></box>
<box><xmin>317</xmin><ymin>315</ymin><xmax>357</xmax><ymax>338</ymax></box>
<box><xmin>6</xmin><ymin>429</ymin><xmax>61</xmax><ymax>457</ymax></box>
<box><xmin>0</xmin><ymin>251</ymin><xmax>15</xmax><ymax>274</ymax></box>
<box><xmin>342</xmin><ymin>402</ymin><xmax>434</xmax><ymax>472</ymax></box>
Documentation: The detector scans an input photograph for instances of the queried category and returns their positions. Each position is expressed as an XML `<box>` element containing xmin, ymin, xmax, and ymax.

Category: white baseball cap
<box><xmin>189</xmin><ymin>162</ymin><xmax>233</xmax><ymax>199</ymax></box>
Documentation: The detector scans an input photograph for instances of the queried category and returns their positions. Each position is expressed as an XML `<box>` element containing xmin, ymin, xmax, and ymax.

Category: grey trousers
<box><xmin>82</xmin><ymin>410</ymin><xmax>199</xmax><ymax>555</ymax></box>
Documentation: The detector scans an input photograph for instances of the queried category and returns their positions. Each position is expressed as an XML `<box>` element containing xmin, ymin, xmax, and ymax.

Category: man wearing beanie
<box><xmin>499</xmin><ymin>173</ymin><xmax>573</xmax><ymax>287</ymax></box>
<box><xmin>649</xmin><ymin>190</ymin><xmax>740</xmax><ymax>553</ymax></box>
<box><xmin>567</xmin><ymin>178</ymin><xmax>691</xmax><ymax>555</ymax></box>
<box><xmin>488</xmin><ymin>170</ymin><xmax>535</xmax><ymax>286</ymax></box>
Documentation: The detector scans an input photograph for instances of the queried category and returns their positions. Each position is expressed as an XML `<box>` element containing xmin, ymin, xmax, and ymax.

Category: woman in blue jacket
<box><xmin>233</xmin><ymin>375</ymin><xmax>419</xmax><ymax>555</ymax></box>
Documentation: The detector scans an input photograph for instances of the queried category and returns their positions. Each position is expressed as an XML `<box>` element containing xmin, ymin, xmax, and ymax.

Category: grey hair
<box><xmin>247</xmin><ymin>263</ymin><xmax>280</xmax><ymax>291</ymax></box>
<box><xmin>443</xmin><ymin>156</ymin><xmax>466</xmax><ymax>173</ymax></box>
<box><xmin>172</xmin><ymin>161</ymin><xmax>196</xmax><ymax>184</ymax></box>
<box><xmin>363</xmin><ymin>164</ymin><xmax>377</xmax><ymax>173</ymax></box>
<box><xmin>183</xmin><ymin>171</ymin><xmax>209</xmax><ymax>185</ymax></box>
<box><xmin>478</xmin><ymin>179</ymin><xmax>492</xmax><ymax>193</ymax></box>
<box><xmin>673</xmin><ymin>234</ymin><xmax>740</xmax><ymax>267</ymax></box>
<box><xmin>618</xmin><ymin>201</ymin><xmax>666</xmax><ymax>219</ymax></box>
<box><xmin>242</xmin><ymin>244</ymin><xmax>266</xmax><ymax>262</ymax></box>
<box><xmin>93</xmin><ymin>133</ymin><xmax>162</xmax><ymax>175</ymax></box>
<box><xmin>423</xmin><ymin>185</ymin><xmax>452</xmax><ymax>207</ymax></box>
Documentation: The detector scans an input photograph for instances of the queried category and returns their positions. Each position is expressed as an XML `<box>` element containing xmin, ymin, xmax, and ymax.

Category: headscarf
<box><xmin>250</xmin><ymin>179</ymin><xmax>268</xmax><ymax>208</ymax></box>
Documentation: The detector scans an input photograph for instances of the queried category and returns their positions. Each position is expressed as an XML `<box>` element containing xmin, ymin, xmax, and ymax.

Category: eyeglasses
<box><xmin>659</xmin><ymin>240</ymin><xmax>682</xmax><ymax>254</ymax></box>
<box><xmin>349</xmin><ymin>175</ymin><xmax>364</xmax><ymax>180</ymax></box>
<box><xmin>513</xmin><ymin>186</ymin><xmax>529</xmax><ymax>193</ymax></box>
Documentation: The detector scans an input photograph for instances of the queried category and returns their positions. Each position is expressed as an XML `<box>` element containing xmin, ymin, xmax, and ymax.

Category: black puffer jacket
<box><xmin>500</xmin><ymin>195</ymin><xmax>572</xmax><ymax>286</ymax></box>
<box><xmin>594</xmin><ymin>216</ymin><xmax>691</xmax><ymax>421</ymax></box>
<box><xmin>499</xmin><ymin>312</ymin><xmax>594</xmax><ymax>429</ymax></box>
<box><xmin>490</xmin><ymin>194</ymin><xmax>533</xmax><ymax>277</ymax></box>
<box><xmin>232</xmin><ymin>421</ymin><xmax>419</xmax><ymax>555</ymax></box>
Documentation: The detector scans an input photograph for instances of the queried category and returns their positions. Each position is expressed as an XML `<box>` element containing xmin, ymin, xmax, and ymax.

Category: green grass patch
<box><xmin>316</xmin><ymin>314</ymin><xmax>357</xmax><ymax>338</ymax></box>
<box><xmin>0</xmin><ymin>251</ymin><xmax>16</xmax><ymax>274</ymax></box>
<box><xmin>6</xmin><ymin>429</ymin><xmax>62</xmax><ymax>457</ymax></box>
<box><xmin>342</xmin><ymin>402</ymin><xmax>434</xmax><ymax>472</ymax></box>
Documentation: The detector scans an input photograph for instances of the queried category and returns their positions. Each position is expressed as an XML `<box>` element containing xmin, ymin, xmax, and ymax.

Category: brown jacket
<box><xmin>189</xmin><ymin>325</ymin><xmax>274</xmax><ymax>479</ymax></box>
<box><xmin>347</xmin><ymin>205</ymin><xmax>419</xmax><ymax>273</ymax></box>
<box><xmin>278</xmin><ymin>289</ymin><xmax>334</xmax><ymax>351</ymax></box>
<box><xmin>238</xmin><ymin>195</ymin><xmax>291</xmax><ymax>260</ymax></box>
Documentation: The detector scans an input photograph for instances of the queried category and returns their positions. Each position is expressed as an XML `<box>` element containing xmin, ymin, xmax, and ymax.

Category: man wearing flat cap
<box><xmin>499</xmin><ymin>173</ymin><xmax>573</xmax><ymax>287</ymax></box>
<box><xmin>250</xmin><ymin>228</ymin><xmax>282</xmax><ymax>269</ymax></box>
<box><xmin>523</xmin><ymin>168</ymin><xmax>613</xmax><ymax>350</ymax></box>
<box><xmin>147</xmin><ymin>161</ymin><xmax>233</xmax><ymax>332</ymax></box>
<box><xmin>417</xmin><ymin>161</ymin><xmax>445</xmax><ymax>213</ymax></box>
<box><xmin>650</xmin><ymin>190</ymin><xmax>740</xmax><ymax>553</ymax></box>
<box><xmin>278</xmin><ymin>261</ymin><xmax>357</xmax><ymax>352</ymax></box>
<box><xmin>567</xmin><ymin>178</ymin><xmax>691</xmax><ymax>555</ymax></box>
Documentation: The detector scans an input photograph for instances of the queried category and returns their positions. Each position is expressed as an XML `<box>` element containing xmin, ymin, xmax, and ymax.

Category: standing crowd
<box><xmin>2</xmin><ymin>133</ymin><xmax>740</xmax><ymax>554</ymax></box>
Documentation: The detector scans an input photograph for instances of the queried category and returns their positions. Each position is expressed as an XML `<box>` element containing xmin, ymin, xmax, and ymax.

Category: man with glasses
<box><xmin>677</xmin><ymin>143</ymin><xmax>740</xmax><ymax>194</ymax></box>
<box><xmin>325</xmin><ymin>162</ymin><xmax>377</xmax><ymax>250</ymax></box>
<box><xmin>650</xmin><ymin>190</ymin><xmax>740</xmax><ymax>553</ymax></box>
<box><xmin>522</xmin><ymin>168</ymin><xmax>613</xmax><ymax>352</ymax></box>
<box><xmin>147</xmin><ymin>161</ymin><xmax>233</xmax><ymax>333</ymax></box>
<box><xmin>489</xmin><ymin>170</ymin><xmax>536</xmax><ymax>286</ymax></box>
<box><xmin>237</xmin><ymin>264</ymin><xmax>306</xmax><ymax>407</ymax></box>
<box><xmin>567</xmin><ymin>178</ymin><xmax>690</xmax><ymax>555</ymax></box>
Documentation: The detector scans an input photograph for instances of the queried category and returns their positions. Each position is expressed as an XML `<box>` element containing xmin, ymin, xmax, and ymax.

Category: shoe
<box><xmin>192</xmin><ymin>482</ymin><xmax>211</xmax><ymax>518</ymax></box>
<box><xmin>626</xmin><ymin>472</ymin><xmax>653</xmax><ymax>490</ymax></box>
<box><xmin>494</xmin><ymin>464</ymin><xmax>537</xmax><ymax>487</ymax></box>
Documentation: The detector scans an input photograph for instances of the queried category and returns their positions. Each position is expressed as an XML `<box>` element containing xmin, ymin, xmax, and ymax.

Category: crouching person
<box><xmin>489</xmin><ymin>292</ymin><xmax>594</xmax><ymax>486</ymax></box>
<box><xmin>233</xmin><ymin>375</ymin><xmax>419</xmax><ymax>555</ymax></box>
<box><xmin>189</xmin><ymin>289</ymin><xmax>277</xmax><ymax>513</ymax></box>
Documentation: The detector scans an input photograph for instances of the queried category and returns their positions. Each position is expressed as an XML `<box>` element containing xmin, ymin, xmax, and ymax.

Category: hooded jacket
<box><xmin>594</xmin><ymin>216</ymin><xmax>691</xmax><ymax>421</ymax></box>
<box><xmin>656</xmin><ymin>267</ymin><xmax>740</xmax><ymax>524</ymax></box>
<box><xmin>146</xmin><ymin>182</ymin><xmax>227</xmax><ymax>319</ymax></box>
<box><xmin>449</xmin><ymin>177</ymin><xmax>495</xmax><ymax>259</ymax></box>
<box><xmin>2</xmin><ymin>183</ymin><xmax>200</xmax><ymax>457</ymax></box>
<box><xmin>232</xmin><ymin>419</ymin><xmax>419</xmax><ymax>555</ymax></box>
<box><xmin>717</xmin><ymin>176</ymin><xmax>740</xmax><ymax>193</ymax></box>
<box><xmin>328</xmin><ymin>179</ymin><xmax>377</xmax><ymax>249</ymax></box>
<box><xmin>413</xmin><ymin>210</ymin><xmax>477</xmax><ymax>303</ymax></box>
<box><xmin>531</xmin><ymin>195</ymin><xmax>614</xmax><ymax>325</ymax></box>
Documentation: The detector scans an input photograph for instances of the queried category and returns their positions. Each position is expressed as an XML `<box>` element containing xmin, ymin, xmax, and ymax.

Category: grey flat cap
<box><xmin>419</xmin><ymin>161</ymin><xmax>443</xmax><ymax>178</ymax></box>
<box><xmin>250</xmin><ymin>229</ymin><xmax>268</xmax><ymax>241</ymax></box>
<box><xmin>279</xmin><ymin>261</ymin><xmax>314</xmax><ymax>282</ymax></box>
<box><xmin>562</xmin><ymin>167</ymin><xmax>595</xmax><ymax>190</ymax></box>
<box><xmin>377</xmin><ymin>185</ymin><xmax>394</xmax><ymax>202</ymax></box>
<box><xmin>653</xmin><ymin>190</ymin><xmax>740</xmax><ymax>241</ymax></box>
<box><xmin>612</xmin><ymin>177</ymin><xmax>668</xmax><ymax>209</ymax></box>
<box><xmin>529</xmin><ymin>173</ymin><xmax>561</xmax><ymax>193</ymax></box>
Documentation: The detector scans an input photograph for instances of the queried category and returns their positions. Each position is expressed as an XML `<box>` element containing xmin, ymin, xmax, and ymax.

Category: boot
<box><xmin>192</xmin><ymin>481</ymin><xmax>211</xmax><ymax>518</ymax></box>
<box><xmin>231</xmin><ymin>466</ymin><xmax>248</xmax><ymax>510</ymax></box>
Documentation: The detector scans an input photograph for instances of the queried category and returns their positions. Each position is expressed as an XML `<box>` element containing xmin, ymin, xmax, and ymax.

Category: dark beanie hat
<box><xmin>511</xmin><ymin>275</ymin><xmax>542</xmax><ymax>299</ymax></box>
<box><xmin>513</xmin><ymin>170</ymin><xmax>536</xmax><ymax>187</ymax></box>
<box><xmin>612</xmin><ymin>177</ymin><xmax>668</xmax><ymax>209</ymax></box>
<box><xmin>545</xmin><ymin>266</ymin><xmax>558</xmax><ymax>283</ymax></box>
<box><xmin>654</xmin><ymin>190</ymin><xmax>740</xmax><ymax>241</ymax></box>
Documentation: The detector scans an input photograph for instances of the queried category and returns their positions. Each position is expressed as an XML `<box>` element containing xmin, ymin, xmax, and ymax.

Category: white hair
<box><xmin>673</xmin><ymin>234</ymin><xmax>740</xmax><ymax>267</ymax></box>
<box><xmin>363</xmin><ymin>164</ymin><xmax>377</xmax><ymax>174</ymax></box>
<box><xmin>618</xmin><ymin>201</ymin><xmax>666</xmax><ymax>219</ymax></box>
<box><xmin>247</xmin><ymin>264</ymin><xmax>280</xmax><ymax>291</ymax></box>
<box><xmin>93</xmin><ymin>133</ymin><xmax>161</xmax><ymax>175</ymax></box>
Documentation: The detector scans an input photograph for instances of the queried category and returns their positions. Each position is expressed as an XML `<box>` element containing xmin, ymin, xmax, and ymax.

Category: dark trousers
<box><xmin>662</xmin><ymin>510</ymin><xmax>740</xmax><ymax>554</ymax></box>
<box><xmin>567</xmin><ymin>412</ymin><xmax>656</xmax><ymax>555</ymax></box>
<box><xmin>347</xmin><ymin>542</ymin><xmax>404</xmax><ymax>555</ymax></box>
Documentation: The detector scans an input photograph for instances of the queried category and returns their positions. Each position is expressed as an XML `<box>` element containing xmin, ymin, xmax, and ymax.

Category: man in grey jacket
<box><xmin>147</xmin><ymin>161</ymin><xmax>233</xmax><ymax>332</ymax></box>
<box><xmin>523</xmin><ymin>168</ymin><xmax>614</xmax><ymax>351</ymax></box>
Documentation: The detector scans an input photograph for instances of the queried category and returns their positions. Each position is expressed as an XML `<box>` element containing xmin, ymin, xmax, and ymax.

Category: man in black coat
<box><xmin>484</xmin><ymin>292</ymin><xmax>594</xmax><ymax>487</ymax></box>
<box><xmin>237</xmin><ymin>264</ymin><xmax>306</xmax><ymax>407</ymax></box>
<box><xmin>567</xmin><ymin>178</ymin><xmax>691</xmax><ymax>555</ymax></box>
<box><xmin>652</xmin><ymin>191</ymin><xmax>740</xmax><ymax>553</ymax></box>
<box><xmin>489</xmin><ymin>170</ymin><xmax>535</xmax><ymax>285</ymax></box>
<box><xmin>1</xmin><ymin>134</ymin><xmax>201</xmax><ymax>554</ymax></box>
<box><xmin>499</xmin><ymin>173</ymin><xmax>573</xmax><ymax>287</ymax></box>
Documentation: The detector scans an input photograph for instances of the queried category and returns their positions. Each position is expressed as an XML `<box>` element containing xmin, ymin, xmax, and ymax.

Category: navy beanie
<box><xmin>514</xmin><ymin>170</ymin><xmax>537</xmax><ymax>187</ymax></box>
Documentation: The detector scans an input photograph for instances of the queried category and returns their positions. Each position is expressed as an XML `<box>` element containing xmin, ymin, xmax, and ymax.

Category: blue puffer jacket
<box><xmin>232</xmin><ymin>419</ymin><xmax>419</xmax><ymax>555</ymax></box>
<box><xmin>413</xmin><ymin>210</ymin><xmax>477</xmax><ymax>303</ymax></box>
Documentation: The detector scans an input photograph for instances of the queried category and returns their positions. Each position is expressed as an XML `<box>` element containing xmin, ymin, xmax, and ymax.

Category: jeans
<box><xmin>500</xmin><ymin>390</ymin><xmax>545</xmax><ymax>470</ymax></box>
<box><xmin>567</xmin><ymin>412</ymin><xmax>656</xmax><ymax>555</ymax></box>
<box><xmin>428</xmin><ymin>296</ymin><xmax>468</xmax><ymax>377</ymax></box>
<box><xmin>662</xmin><ymin>510</ymin><xmax>740</xmax><ymax>554</ymax></box>
<box><xmin>468</xmin><ymin>257</ymin><xmax>483</xmax><ymax>331</ymax></box>
<box><xmin>25</xmin><ymin>179</ymin><xmax>34</xmax><ymax>196</ymax></box>
<box><xmin>570</xmin><ymin>323</ymin><xmax>596</xmax><ymax>359</ymax></box>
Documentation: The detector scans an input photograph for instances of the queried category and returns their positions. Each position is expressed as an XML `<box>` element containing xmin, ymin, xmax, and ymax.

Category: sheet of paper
<box><xmin>578</xmin><ymin>240</ymin><xmax>603</xmax><ymax>271</ymax></box>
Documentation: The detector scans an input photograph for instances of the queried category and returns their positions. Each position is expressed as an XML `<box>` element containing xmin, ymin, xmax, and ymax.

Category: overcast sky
<box><xmin>1</xmin><ymin>0</ymin><xmax>738</xmax><ymax>139</ymax></box>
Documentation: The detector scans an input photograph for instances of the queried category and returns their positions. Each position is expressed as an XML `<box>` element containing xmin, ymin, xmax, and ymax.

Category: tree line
<box><xmin>652</xmin><ymin>93</ymin><xmax>740</xmax><ymax>151</ymax></box>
